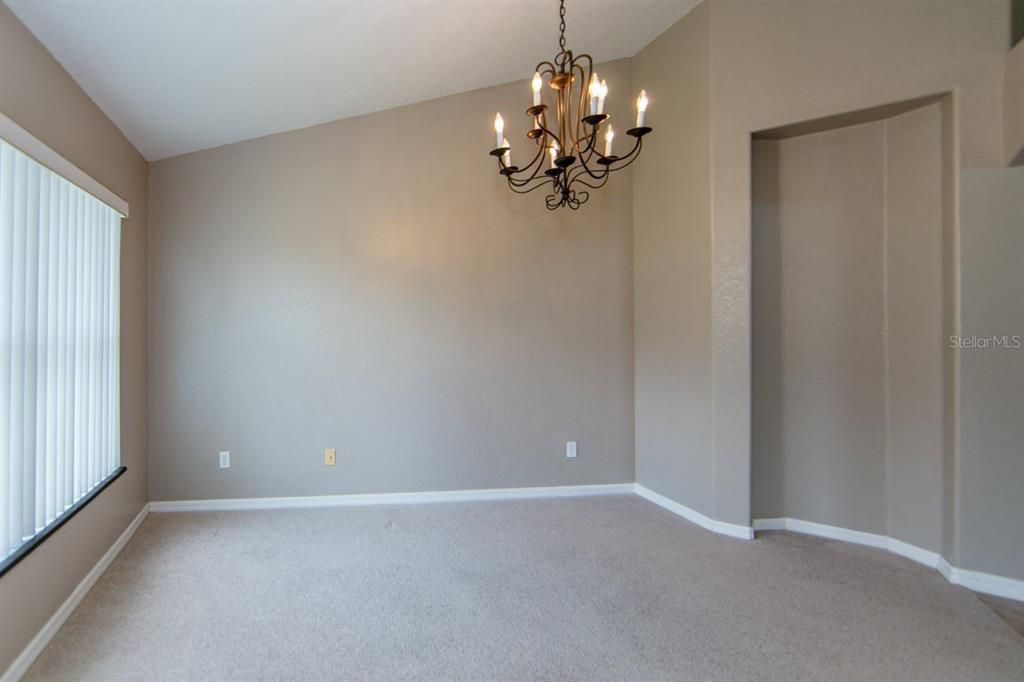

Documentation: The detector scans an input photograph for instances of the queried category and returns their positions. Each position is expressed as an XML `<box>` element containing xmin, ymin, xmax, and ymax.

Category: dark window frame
<box><xmin>0</xmin><ymin>466</ymin><xmax>126</xmax><ymax>578</ymax></box>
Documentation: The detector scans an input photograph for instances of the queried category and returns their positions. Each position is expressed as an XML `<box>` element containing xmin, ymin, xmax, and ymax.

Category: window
<box><xmin>0</xmin><ymin>119</ymin><xmax>127</xmax><ymax>571</ymax></box>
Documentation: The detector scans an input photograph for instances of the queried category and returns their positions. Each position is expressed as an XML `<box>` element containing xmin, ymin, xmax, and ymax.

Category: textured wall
<box><xmin>147</xmin><ymin>60</ymin><xmax>635</xmax><ymax>502</ymax></box>
<box><xmin>707</xmin><ymin>0</ymin><xmax>1008</xmax><ymax>531</ymax></box>
<box><xmin>631</xmin><ymin>0</ymin><xmax>1019</xmax><ymax>581</ymax></box>
<box><xmin>631</xmin><ymin>3</ymin><xmax>713</xmax><ymax>515</ymax></box>
<box><xmin>0</xmin><ymin>3</ymin><xmax>148</xmax><ymax>673</ymax></box>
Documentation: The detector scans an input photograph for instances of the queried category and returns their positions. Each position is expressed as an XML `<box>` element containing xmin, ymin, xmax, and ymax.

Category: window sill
<box><xmin>0</xmin><ymin>466</ymin><xmax>127</xmax><ymax>579</ymax></box>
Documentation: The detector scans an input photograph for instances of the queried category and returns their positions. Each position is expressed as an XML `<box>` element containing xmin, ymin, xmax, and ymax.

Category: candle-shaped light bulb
<box><xmin>588</xmin><ymin>73</ymin><xmax>601</xmax><ymax>115</ymax></box>
<box><xmin>604</xmin><ymin>126</ymin><xmax>615</xmax><ymax>157</ymax></box>
<box><xmin>549</xmin><ymin>143</ymin><xmax>559</xmax><ymax>168</ymax></box>
<box><xmin>597</xmin><ymin>80</ymin><xmax>608</xmax><ymax>115</ymax></box>
<box><xmin>532</xmin><ymin>72</ymin><xmax>543</xmax><ymax>107</ymax></box>
<box><xmin>636</xmin><ymin>89</ymin><xmax>648</xmax><ymax>127</ymax></box>
<box><xmin>494</xmin><ymin>112</ymin><xmax>504</xmax><ymax>148</ymax></box>
<box><xmin>502</xmin><ymin>137</ymin><xmax>511</xmax><ymax>166</ymax></box>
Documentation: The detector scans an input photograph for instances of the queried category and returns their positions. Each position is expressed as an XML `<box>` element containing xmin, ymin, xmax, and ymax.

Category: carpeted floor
<box><xmin>981</xmin><ymin>594</ymin><xmax>1024</xmax><ymax>638</ymax></box>
<box><xmin>24</xmin><ymin>495</ymin><xmax>1024</xmax><ymax>681</ymax></box>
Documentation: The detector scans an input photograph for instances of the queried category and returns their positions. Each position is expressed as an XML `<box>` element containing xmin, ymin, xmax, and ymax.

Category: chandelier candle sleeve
<box><xmin>636</xmin><ymin>90</ymin><xmax>649</xmax><ymax>127</ymax></box>
<box><xmin>486</xmin><ymin>0</ymin><xmax>653</xmax><ymax>210</ymax></box>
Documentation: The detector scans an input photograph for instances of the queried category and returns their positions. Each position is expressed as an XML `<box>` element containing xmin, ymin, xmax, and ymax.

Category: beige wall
<box><xmin>146</xmin><ymin>60</ymin><xmax>635</xmax><ymax>502</ymax></box>
<box><xmin>751</xmin><ymin>121</ymin><xmax>889</xmax><ymax>533</ymax></box>
<box><xmin>632</xmin><ymin>2</ymin><xmax>713</xmax><ymax>514</ymax></box>
<box><xmin>883</xmin><ymin>103</ymin><xmax>949</xmax><ymax>554</ymax></box>
<box><xmin>959</xmin><ymin>168</ymin><xmax>1024</xmax><ymax>580</ymax></box>
<box><xmin>0</xmin><ymin>3</ymin><xmax>148</xmax><ymax>673</ymax></box>
<box><xmin>751</xmin><ymin>103</ymin><xmax>950</xmax><ymax>554</ymax></box>
<box><xmin>709</xmin><ymin>0</ymin><xmax>1022</xmax><ymax>578</ymax></box>
<box><xmin>634</xmin><ymin>0</ymin><xmax>1020</xmax><ymax>579</ymax></box>
<box><xmin>708</xmin><ymin>0</ymin><xmax>1007</xmax><ymax>529</ymax></box>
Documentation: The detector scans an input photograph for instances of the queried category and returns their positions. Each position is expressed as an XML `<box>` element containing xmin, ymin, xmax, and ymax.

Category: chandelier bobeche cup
<box><xmin>489</xmin><ymin>0</ymin><xmax>652</xmax><ymax>210</ymax></box>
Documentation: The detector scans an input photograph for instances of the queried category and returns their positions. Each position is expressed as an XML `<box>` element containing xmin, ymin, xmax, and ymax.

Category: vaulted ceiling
<box><xmin>5</xmin><ymin>0</ymin><xmax>698</xmax><ymax>160</ymax></box>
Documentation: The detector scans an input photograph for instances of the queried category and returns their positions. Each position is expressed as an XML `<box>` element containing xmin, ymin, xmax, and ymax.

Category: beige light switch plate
<box><xmin>324</xmin><ymin>448</ymin><xmax>336</xmax><ymax>466</ymax></box>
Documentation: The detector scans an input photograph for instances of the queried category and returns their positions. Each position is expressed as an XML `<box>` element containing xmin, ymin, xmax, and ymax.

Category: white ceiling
<box><xmin>5</xmin><ymin>0</ymin><xmax>698</xmax><ymax>161</ymax></box>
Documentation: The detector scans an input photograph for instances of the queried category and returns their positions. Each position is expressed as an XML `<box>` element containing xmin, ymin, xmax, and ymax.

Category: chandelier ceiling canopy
<box><xmin>489</xmin><ymin>0</ymin><xmax>652</xmax><ymax>211</ymax></box>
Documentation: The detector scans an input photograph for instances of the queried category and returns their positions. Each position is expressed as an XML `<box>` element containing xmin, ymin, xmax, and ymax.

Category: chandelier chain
<box><xmin>558</xmin><ymin>0</ymin><xmax>567</xmax><ymax>54</ymax></box>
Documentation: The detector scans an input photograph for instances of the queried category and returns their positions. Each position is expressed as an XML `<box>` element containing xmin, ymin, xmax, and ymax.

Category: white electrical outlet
<box><xmin>219</xmin><ymin>451</ymin><xmax>230</xmax><ymax>469</ymax></box>
<box><xmin>566</xmin><ymin>441</ymin><xmax>577</xmax><ymax>459</ymax></box>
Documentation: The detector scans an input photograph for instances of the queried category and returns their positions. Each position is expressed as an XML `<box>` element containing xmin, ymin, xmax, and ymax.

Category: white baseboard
<box><xmin>754</xmin><ymin>517</ymin><xmax>891</xmax><ymax>550</ymax></box>
<box><xmin>753</xmin><ymin>517</ymin><xmax>1024</xmax><ymax>602</ymax></box>
<box><xmin>1</xmin><ymin>503</ymin><xmax>150</xmax><ymax>682</ymax></box>
<box><xmin>887</xmin><ymin>537</ymin><xmax>943</xmax><ymax>569</ymax></box>
<box><xmin>947</xmin><ymin>565</ymin><xmax>1024</xmax><ymax>601</ymax></box>
<box><xmin>149</xmin><ymin>483</ymin><xmax>636</xmax><ymax>512</ymax></box>
<box><xmin>635</xmin><ymin>484</ymin><xmax>754</xmax><ymax>540</ymax></box>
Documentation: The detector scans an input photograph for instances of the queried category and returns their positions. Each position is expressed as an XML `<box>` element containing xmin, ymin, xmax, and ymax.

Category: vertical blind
<box><xmin>0</xmin><ymin>137</ymin><xmax>121</xmax><ymax>563</ymax></box>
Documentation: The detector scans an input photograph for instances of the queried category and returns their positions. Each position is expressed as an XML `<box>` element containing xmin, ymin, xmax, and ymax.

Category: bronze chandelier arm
<box><xmin>508</xmin><ymin>175</ymin><xmax>555</xmax><ymax>195</ymax></box>
<box><xmin>570</xmin><ymin>54</ymin><xmax>594</xmax><ymax>155</ymax></box>
<box><xmin>509</xmin><ymin>154</ymin><xmax>551</xmax><ymax>188</ymax></box>
<box><xmin>523</xmin><ymin>105</ymin><xmax>561</xmax><ymax>153</ymax></box>
<box><xmin>546</xmin><ymin>174</ymin><xmax>568</xmax><ymax>208</ymax></box>
<box><xmin>499</xmin><ymin>143</ymin><xmax>548</xmax><ymax>186</ymax></box>
<box><xmin>546</xmin><ymin>186</ymin><xmax>589</xmax><ymax>211</ymax></box>
<box><xmin>495</xmin><ymin>123</ymin><xmax>550</xmax><ymax>186</ymax></box>
<box><xmin>573</xmin><ymin>124</ymin><xmax>600</xmax><ymax>160</ymax></box>
<box><xmin>599</xmin><ymin>135</ymin><xmax>645</xmax><ymax>173</ymax></box>
<box><xmin>535</xmin><ymin>61</ymin><xmax>558</xmax><ymax>81</ymax></box>
<box><xmin>573</xmin><ymin>128</ymin><xmax>609</xmax><ymax>181</ymax></box>
<box><xmin>508</xmin><ymin>168</ymin><xmax>547</xmax><ymax>188</ymax></box>
<box><xmin>567</xmin><ymin>158</ymin><xmax>609</xmax><ymax>187</ymax></box>
<box><xmin>568</xmin><ymin>172</ymin><xmax>610</xmax><ymax>192</ymax></box>
<box><xmin>532</xmin><ymin>119</ymin><xmax>562</xmax><ymax>152</ymax></box>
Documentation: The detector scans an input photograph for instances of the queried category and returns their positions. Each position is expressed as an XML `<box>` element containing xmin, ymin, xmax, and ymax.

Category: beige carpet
<box><xmin>981</xmin><ymin>594</ymin><xmax>1024</xmax><ymax>638</ymax></box>
<box><xmin>24</xmin><ymin>495</ymin><xmax>1024</xmax><ymax>681</ymax></box>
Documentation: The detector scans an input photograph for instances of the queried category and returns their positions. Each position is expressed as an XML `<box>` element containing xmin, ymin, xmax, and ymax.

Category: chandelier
<box><xmin>489</xmin><ymin>0</ymin><xmax>652</xmax><ymax>210</ymax></box>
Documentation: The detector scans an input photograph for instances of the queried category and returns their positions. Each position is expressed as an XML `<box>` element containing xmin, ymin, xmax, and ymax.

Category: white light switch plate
<box><xmin>566</xmin><ymin>441</ymin><xmax>577</xmax><ymax>459</ymax></box>
<box><xmin>219</xmin><ymin>451</ymin><xmax>230</xmax><ymax>469</ymax></box>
